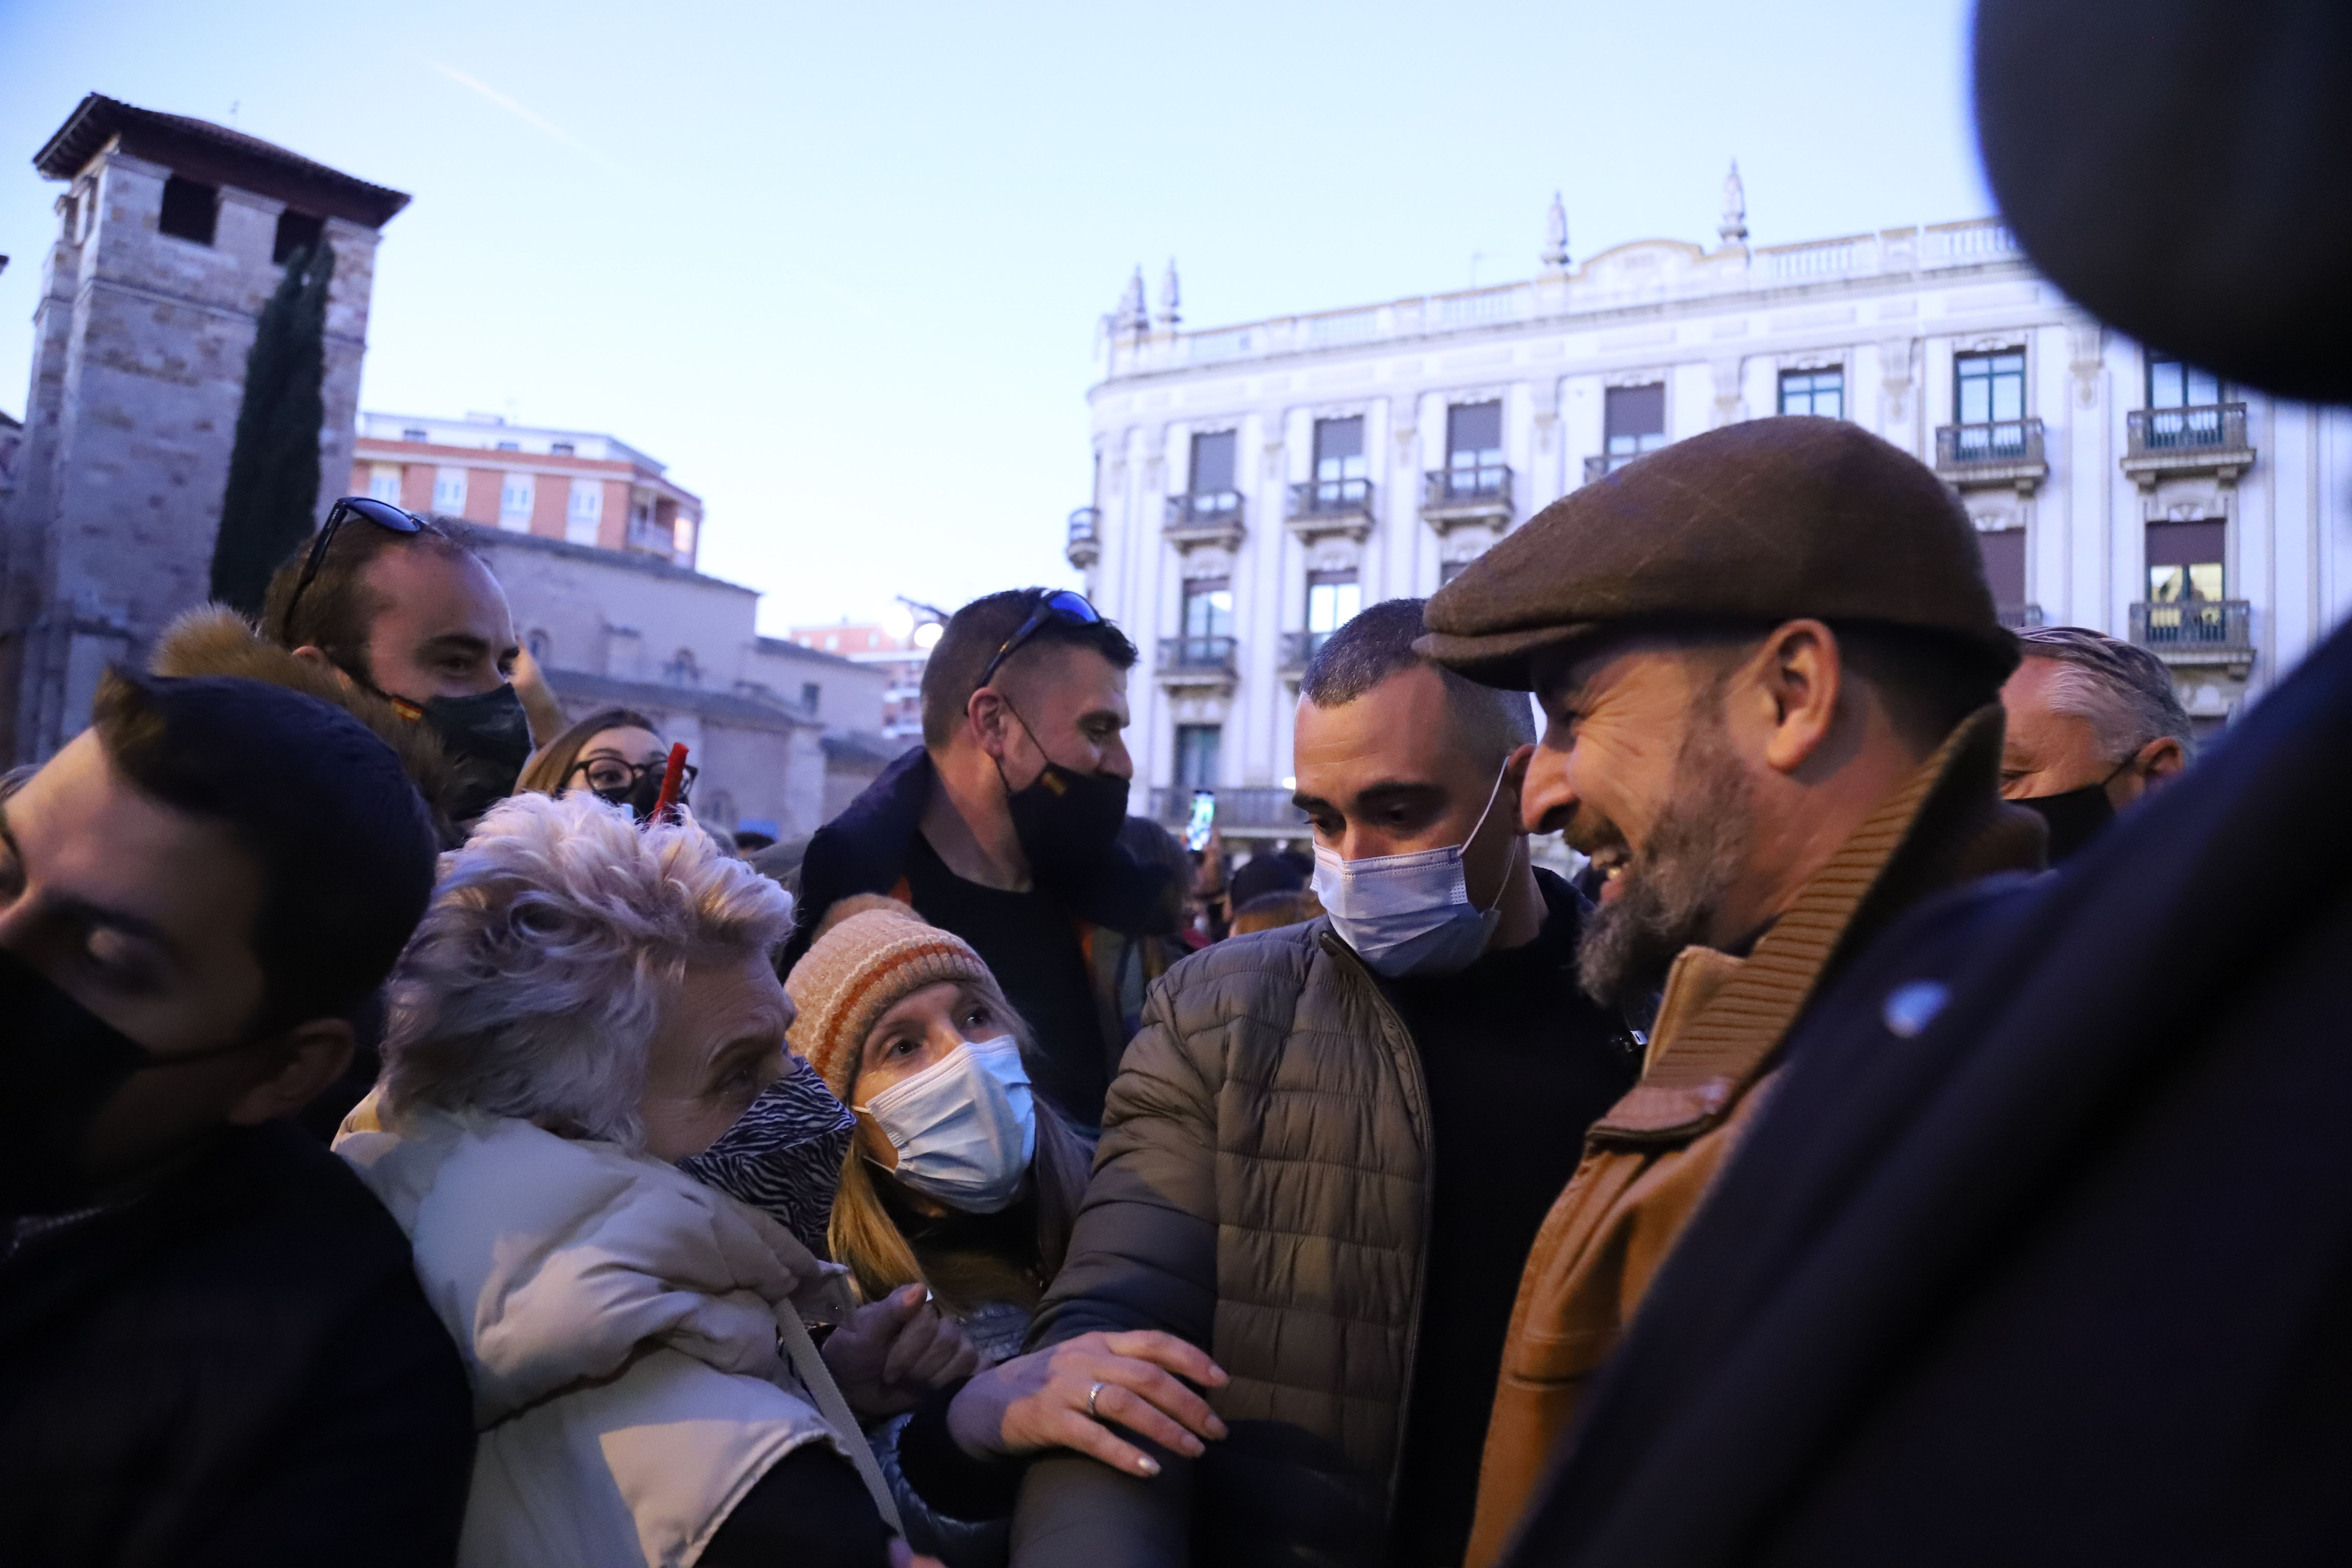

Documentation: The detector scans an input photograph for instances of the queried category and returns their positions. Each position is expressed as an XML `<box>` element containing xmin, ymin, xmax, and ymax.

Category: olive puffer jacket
<box><xmin>1014</xmin><ymin>920</ymin><xmax>1431</xmax><ymax>1568</ymax></box>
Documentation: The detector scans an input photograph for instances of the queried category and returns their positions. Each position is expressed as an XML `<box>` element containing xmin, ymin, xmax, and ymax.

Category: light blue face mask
<box><xmin>1311</xmin><ymin>761</ymin><xmax>1522</xmax><ymax>978</ymax></box>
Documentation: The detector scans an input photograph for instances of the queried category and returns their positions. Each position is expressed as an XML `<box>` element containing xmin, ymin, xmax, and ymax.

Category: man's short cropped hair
<box><xmin>90</xmin><ymin>668</ymin><xmax>439</xmax><ymax>1032</ymax></box>
<box><xmin>2018</xmin><ymin>624</ymin><xmax>2196</xmax><ymax>761</ymax></box>
<box><xmin>919</xmin><ymin>588</ymin><xmax>1139</xmax><ymax>750</ymax></box>
<box><xmin>1302</xmin><ymin>597</ymin><xmax>1536</xmax><ymax>767</ymax></box>
<box><xmin>259</xmin><ymin>513</ymin><xmax>478</xmax><ymax>683</ymax></box>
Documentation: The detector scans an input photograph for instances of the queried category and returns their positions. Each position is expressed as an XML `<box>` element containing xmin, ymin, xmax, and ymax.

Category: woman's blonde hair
<box><xmin>380</xmin><ymin>790</ymin><xmax>792</xmax><ymax>1150</ymax></box>
<box><xmin>825</xmin><ymin>981</ymin><xmax>1092</xmax><ymax>1313</ymax></box>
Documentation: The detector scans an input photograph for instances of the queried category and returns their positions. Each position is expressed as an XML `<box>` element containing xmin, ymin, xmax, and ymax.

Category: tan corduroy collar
<box><xmin>1592</xmin><ymin>704</ymin><xmax>2044</xmax><ymax>1146</ymax></box>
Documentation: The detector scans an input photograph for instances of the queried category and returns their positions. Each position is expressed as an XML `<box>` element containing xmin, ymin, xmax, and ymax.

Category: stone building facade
<box><xmin>457</xmin><ymin>523</ymin><xmax>894</xmax><ymax>840</ymax></box>
<box><xmin>0</xmin><ymin>94</ymin><xmax>409</xmax><ymax>762</ymax></box>
<box><xmin>1073</xmin><ymin>178</ymin><xmax>2352</xmax><ymax>842</ymax></box>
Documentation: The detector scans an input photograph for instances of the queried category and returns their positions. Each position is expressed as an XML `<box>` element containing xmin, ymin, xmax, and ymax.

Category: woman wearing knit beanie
<box><xmin>787</xmin><ymin>897</ymin><xmax>1228</xmax><ymax>1566</ymax></box>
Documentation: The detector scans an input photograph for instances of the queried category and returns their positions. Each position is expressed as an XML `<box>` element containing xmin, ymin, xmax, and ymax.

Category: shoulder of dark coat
<box><xmin>786</xmin><ymin>746</ymin><xmax>934</xmax><ymax>963</ymax></box>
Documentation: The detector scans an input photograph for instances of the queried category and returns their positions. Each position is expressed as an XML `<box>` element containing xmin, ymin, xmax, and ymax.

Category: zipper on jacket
<box><xmin>1317</xmin><ymin>927</ymin><xmax>1437</xmax><ymax>1523</ymax></box>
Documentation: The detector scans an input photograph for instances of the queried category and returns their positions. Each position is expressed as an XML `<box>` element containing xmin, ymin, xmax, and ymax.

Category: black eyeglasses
<box><xmin>976</xmin><ymin>590</ymin><xmax>1103</xmax><ymax>689</ymax></box>
<box><xmin>278</xmin><ymin>496</ymin><xmax>426</xmax><ymax>643</ymax></box>
<box><xmin>564</xmin><ymin>755</ymin><xmax>698</xmax><ymax>800</ymax></box>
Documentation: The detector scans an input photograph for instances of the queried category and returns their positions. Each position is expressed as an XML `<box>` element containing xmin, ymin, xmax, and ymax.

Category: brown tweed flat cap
<box><xmin>1417</xmin><ymin>416</ymin><xmax>2016</xmax><ymax>690</ymax></box>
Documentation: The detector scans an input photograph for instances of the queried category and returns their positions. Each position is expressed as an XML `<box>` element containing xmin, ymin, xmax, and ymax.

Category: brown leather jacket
<box><xmin>1464</xmin><ymin>707</ymin><xmax>2044</xmax><ymax>1567</ymax></box>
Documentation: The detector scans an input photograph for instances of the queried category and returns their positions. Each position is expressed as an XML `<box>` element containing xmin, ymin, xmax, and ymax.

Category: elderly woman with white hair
<box><xmin>337</xmin><ymin>792</ymin><xmax>965</xmax><ymax>1568</ymax></box>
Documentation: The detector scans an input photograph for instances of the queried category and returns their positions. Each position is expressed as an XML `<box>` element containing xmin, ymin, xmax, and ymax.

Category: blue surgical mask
<box><xmin>856</xmin><ymin>1036</ymin><xmax>1037</xmax><ymax>1213</ymax></box>
<box><xmin>1312</xmin><ymin>761</ymin><xmax>1521</xmax><ymax>979</ymax></box>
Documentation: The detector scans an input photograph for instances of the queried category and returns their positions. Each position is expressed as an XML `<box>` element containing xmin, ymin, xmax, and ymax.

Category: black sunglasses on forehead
<box><xmin>277</xmin><ymin>495</ymin><xmax>427</xmax><ymax>643</ymax></box>
<box><xmin>975</xmin><ymin>590</ymin><xmax>1102</xmax><ymax>689</ymax></box>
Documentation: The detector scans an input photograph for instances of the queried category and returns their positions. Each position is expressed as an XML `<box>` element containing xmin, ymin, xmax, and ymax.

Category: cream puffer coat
<box><xmin>337</xmin><ymin>1107</ymin><xmax>896</xmax><ymax>1568</ymax></box>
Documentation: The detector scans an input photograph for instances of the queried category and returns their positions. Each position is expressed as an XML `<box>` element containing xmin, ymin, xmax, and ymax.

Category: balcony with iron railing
<box><xmin>1156</xmin><ymin>634</ymin><xmax>1239</xmax><ymax>688</ymax></box>
<box><xmin>1278</xmin><ymin>629</ymin><xmax>1333</xmax><ymax>674</ymax></box>
<box><xmin>1164</xmin><ymin>490</ymin><xmax>1246</xmax><ymax>550</ymax></box>
<box><xmin>1421</xmin><ymin>464</ymin><xmax>1513</xmax><ymax>531</ymax></box>
<box><xmin>2122</xmin><ymin>403</ymin><xmax>2254</xmax><ymax>488</ymax></box>
<box><xmin>1147</xmin><ymin>786</ymin><xmax>1309</xmax><ymax>838</ymax></box>
<box><xmin>1933</xmin><ymin>418</ymin><xmax>2049</xmax><ymax>492</ymax></box>
<box><xmin>1286</xmin><ymin>477</ymin><xmax>1377</xmax><ymax>542</ymax></box>
<box><xmin>1066</xmin><ymin>506</ymin><xmax>1101</xmax><ymax>568</ymax></box>
<box><xmin>2128</xmin><ymin>598</ymin><xmax>2253</xmax><ymax>667</ymax></box>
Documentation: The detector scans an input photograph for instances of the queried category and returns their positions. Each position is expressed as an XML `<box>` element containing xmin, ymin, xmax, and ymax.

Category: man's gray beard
<box><xmin>1576</xmin><ymin>723</ymin><xmax>1754</xmax><ymax>1008</ymax></box>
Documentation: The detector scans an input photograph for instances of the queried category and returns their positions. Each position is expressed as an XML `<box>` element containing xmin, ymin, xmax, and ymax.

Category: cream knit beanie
<box><xmin>785</xmin><ymin>896</ymin><xmax>994</xmax><ymax>1100</ymax></box>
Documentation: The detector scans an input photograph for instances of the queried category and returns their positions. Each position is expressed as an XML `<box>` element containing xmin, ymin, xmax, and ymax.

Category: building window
<box><xmin>1447</xmin><ymin>400</ymin><xmax>1504</xmax><ymax>474</ymax></box>
<box><xmin>1778</xmin><ymin>368</ymin><xmax>1844</xmax><ymax>419</ymax></box>
<box><xmin>801</xmin><ymin>681</ymin><xmax>822</xmax><ymax>713</ymax></box>
<box><xmin>368</xmin><ymin>467</ymin><xmax>402</xmax><ymax>504</ymax></box>
<box><xmin>525</xmin><ymin>629</ymin><xmax>551</xmax><ymax>663</ymax></box>
<box><xmin>551</xmin><ymin>441</ymin><xmax>576</xmax><ymax>457</ymax></box>
<box><xmin>1977</xmin><ymin>528</ymin><xmax>2027</xmax><ymax>611</ymax></box>
<box><xmin>1604</xmin><ymin>384</ymin><xmax>1667</xmax><ymax>461</ymax></box>
<box><xmin>496</xmin><ymin>440</ymin><xmax>520</xmax><ymax>452</ymax></box>
<box><xmin>1182</xmin><ymin>577</ymin><xmax>1234</xmax><ymax>639</ymax></box>
<box><xmin>500</xmin><ymin>475</ymin><xmax>534</xmax><ymax>522</ymax></box>
<box><xmin>272</xmin><ymin>209</ymin><xmax>325</xmax><ymax>265</ymax></box>
<box><xmin>1311</xmin><ymin>416</ymin><xmax>1366</xmax><ymax>508</ymax></box>
<box><xmin>1306</xmin><ymin>569</ymin><xmax>1360</xmax><ymax>637</ymax></box>
<box><xmin>1439</xmin><ymin>558</ymin><xmax>1474</xmax><ymax>586</ymax></box>
<box><xmin>1189</xmin><ymin>430</ymin><xmax>1238</xmax><ymax>509</ymax></box>
<box><xmin>2147</xmin><ymin>518</ymin><xmax>2225</xmax><ymax>603</ymax></box>
<box><xmin>433</xmin><ymin>471</ymin><xmax>468</xmax><ymax>513</ymax></box>
<box><xmin>1174</xmin><ymin>724</ymin><xmax>1222</xmax><ymax>790</ymax></box>
<box><xmin>667</xmin><ymin>648</ymin><xmax>701</xmax><ymax>687</ymax></box>
<box><xmin>401</xmin><ymin>427</ymin><xmax>429</xmax><ymax>443</ymax></box>
<box><xmin>567</xmin><ymin>480</ymin><xmax>603</xmax><ymax>544</ymax></box>
<box><xmin>158</xmin><ymin>175</ymin><xmax>218</xmax><ymax>245</ymax></box>
<box><xmin>1955</xmin><ymin>351</ymin><xmax>2026</xmax><ymax>426</ymax></box>
<box><xmin>2147</xmin><ymin>357</ymin><xmax>2222</xmax><ymax>410</ymax></box>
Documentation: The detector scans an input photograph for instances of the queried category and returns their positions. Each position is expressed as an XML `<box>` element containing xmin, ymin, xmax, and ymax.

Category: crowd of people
<box><xmin>2</xmin><ymin>397</ymin><xmax>2298</xmax><ymax>1568</ymax></box>
<box><xmin>7</xmin><ymin>4</ymin><xmax>2349</xmax><ymax>1558</ymax></box>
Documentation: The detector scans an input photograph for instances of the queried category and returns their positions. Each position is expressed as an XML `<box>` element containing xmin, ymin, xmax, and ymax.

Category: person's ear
<box><xmin>1753</xmin><ymin>619</ymin><xmax>1842</xmax><ymax>776</ymax></box>
<box><xmin>965</xmin><ymin>686</ymin><xmax>1016</xmax><ymax>762</ymax></box>
<box><xmin>2135</xmin><ymin>735</ymin><xmax>2188</xmax><ymax>786</ymax></box>
<box><xmin>289</xmin><ymin>646</ymin><xmax>359</xmax><ymax>694</ymax></box>
<box><xmin>224</xmin><ymin>1019</ymin><xmax>356</xmax><ymax>1126</ymax></box>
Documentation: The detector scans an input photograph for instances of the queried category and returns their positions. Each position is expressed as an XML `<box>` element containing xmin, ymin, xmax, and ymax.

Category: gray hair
<box><xmin>1301</xmin><ymin>597</ymin><xmax>1536</xmax><ymax>765</ymax></box>
<box><xmin>381</xmin><ymin>790</ymin><xmax>796</xmax><ymax>1151</ymax></box>
<box><xmin>2018</xmin><ymin>625</ymin><xmax>2195</xmax><ymax>763</ymax></box>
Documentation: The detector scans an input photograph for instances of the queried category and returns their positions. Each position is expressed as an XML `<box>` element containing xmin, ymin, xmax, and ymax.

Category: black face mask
<box><xmin>0</xmin><ymin>948</ymin><xmax>256</xmax><ymax>1220</ymax></box>
<box><xmin>1003</xmin><ymin>761</ymin><xmax>1131</xmax><ymax>888</ymax></box>
<box><xmin>2018</xmin><ymin>779</ymin><xmax>2118</xmax><ymax>865</ymax></box>
<box><xmin>420</xmin><ymin>684</ymin><xmax>534</xmax><ymax>823</ymax></box>
<box><xmin>593</xmin><ymin>768</ymin><xmax>671</xmax><ymax>825</ymax></box>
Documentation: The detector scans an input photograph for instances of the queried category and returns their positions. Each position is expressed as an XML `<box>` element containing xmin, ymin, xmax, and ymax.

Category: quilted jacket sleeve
<box><xmin>1013</xmin><ymin>966</ymin><xmax>1223</xmax><ymax>1567</ymax></box>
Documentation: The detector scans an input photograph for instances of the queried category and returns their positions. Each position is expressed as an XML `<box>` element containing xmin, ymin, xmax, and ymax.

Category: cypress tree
<box><xmin>210</xmin><ymin>239</ymin><xmax>335</xmax><ymax>616</ymax></box>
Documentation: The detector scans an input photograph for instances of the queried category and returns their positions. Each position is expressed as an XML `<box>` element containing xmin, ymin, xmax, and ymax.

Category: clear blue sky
<box><xmin>0</xmin><ymin>0</ymin><xmax>1989</xmax><ymax>634</ymax></box>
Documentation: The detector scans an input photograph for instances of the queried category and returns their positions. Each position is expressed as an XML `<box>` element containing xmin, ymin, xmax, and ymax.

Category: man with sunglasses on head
<box><xmin>784</xmin><ymin>588</ymin><xmax>1182</xmax><ymax>1129</ymax></box>
<box><xmin>261</xmin><ymin>496</ymin><xmax>534</xmax><ymax>826</ymax></box>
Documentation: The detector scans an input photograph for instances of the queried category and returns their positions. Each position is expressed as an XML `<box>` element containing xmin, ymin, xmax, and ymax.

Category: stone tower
<box><xmin>0</xmin><ymin>95</ymin><xmax>409</xmax><ymax>761</ymax></box>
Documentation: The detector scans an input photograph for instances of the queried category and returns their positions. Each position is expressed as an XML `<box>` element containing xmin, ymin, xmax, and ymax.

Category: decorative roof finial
<box><xmin>1157</xmin><ymin>258</ymin><xmax>1181</xmax><ymax>329</ymax></box>
<box><xmin>1540</xmin><ymin>190</ymin><xmax>1571</xmax><ymax>273</ymax></box>
<box><xmin>1118</xmin><ymin>266</ymin><xmax>1148</xmax><ymax>338</ymax></box>
<box><xmin>1720</xmin><ymin>159</ymin><xmax>1749</xmax><ymax>246</ymax></box>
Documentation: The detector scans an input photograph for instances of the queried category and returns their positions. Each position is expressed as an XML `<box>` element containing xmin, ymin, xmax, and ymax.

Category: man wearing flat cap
<box><xmin>1419</xmin><ymin>415</ymin><xmax>2045</xmax><ymax>1565</ymax></box>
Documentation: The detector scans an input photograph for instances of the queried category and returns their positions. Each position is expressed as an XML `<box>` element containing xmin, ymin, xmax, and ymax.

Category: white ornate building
<box><xmin>1069</xmin><ymin>171</ymin><xmax>2352</xmax><ymax>842</ymax></box>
